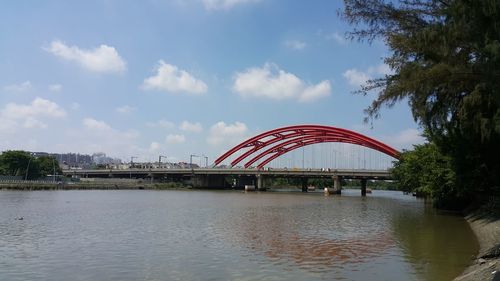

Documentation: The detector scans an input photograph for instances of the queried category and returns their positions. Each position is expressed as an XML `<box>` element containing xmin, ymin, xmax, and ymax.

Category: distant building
<box><xmin>92</xmin><ymin>152</ymin><xmax>121</xmax><ymax>166</ymax></box>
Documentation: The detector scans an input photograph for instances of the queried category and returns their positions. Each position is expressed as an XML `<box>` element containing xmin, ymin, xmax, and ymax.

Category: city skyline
<box><xmin>0</xmin><ymin>0</ymin><xmax>424</xmax><ymax>164</ymax></box>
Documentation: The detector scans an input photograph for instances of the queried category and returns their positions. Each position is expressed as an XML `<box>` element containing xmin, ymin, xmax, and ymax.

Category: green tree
<box><xmin>392</xmin><ymin>143</ymin><xmax>464</xmax><ymax>209</ymax></box>
<box><xmin>37</xmin><ymin>156</ymin><xmax>62</xmax><ymax>178</ymax></box>
<box><xmin>0</xmin><ymin>151</ymin><xmax>62</xmax><ymax>180</ymax></box>
<box><xmin>342</xmin><ymin>0</ymin><xmax>500</xmax><ymax>203</ymax></box>
<box><xmin>0</xmin><ymin>150</ymin><xmax>36</xmax><ymax>178</ymax></box>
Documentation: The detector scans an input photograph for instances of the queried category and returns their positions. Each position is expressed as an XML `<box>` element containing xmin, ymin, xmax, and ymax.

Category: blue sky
<box><xmin>0</xmin><ymin>0</ymin><xmax>423</xmax><ymax>165</ymax></box>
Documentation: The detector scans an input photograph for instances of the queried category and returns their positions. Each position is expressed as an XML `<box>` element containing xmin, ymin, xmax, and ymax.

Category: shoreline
<box><xmin>455</xmin><ymin>207</ymin><xmax>500</xmax><ymax>281</ymax></box>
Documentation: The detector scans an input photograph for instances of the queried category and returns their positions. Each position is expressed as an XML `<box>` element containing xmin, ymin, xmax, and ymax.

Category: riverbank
<box><xmin>455</xmin><ymin>201</ymin><xmax>500</xmax><ymax>281</ymax></box>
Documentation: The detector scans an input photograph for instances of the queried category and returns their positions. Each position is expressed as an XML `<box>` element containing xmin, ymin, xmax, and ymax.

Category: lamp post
<box><xmin>190</xmin><ymin>154</ymin><xmax>199</xmax><ymax>168</ymax></box>
<box><xmin>159</xmin><ymin>155</ymin><xmax>168</xmax><ymax>166</ymax></box>
<box><xmin>24</xmin><ymin>154</ymin><xmax>32</xmax><ymax>181</ymax></box>
<box><xmin>130</xmin><ymin>156</ymin><xmax>137</xmax><ymax>179</ymax></box>
<box><xmin>201</xmin><ymin>155</ymin><xmax>208</xmax><ymax>167</ymax></box>
<box><xmin>53</xmin><ymin>157</ymin><xmax>56</xmax><ymax>183</ymax></box>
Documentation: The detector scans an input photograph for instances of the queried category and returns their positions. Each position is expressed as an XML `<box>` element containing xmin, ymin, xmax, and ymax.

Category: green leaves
<box><xmin>392</xmin><ymin>143</ymin><xmax>468</xmax><ymax>209</ymax></box>
<box><xmin>343</xmin><ymin>0</ymin><xmax>500</xmax><ymax>203</ymax></box>
<box><xmin>0</xmin><ymin>151</ymin><xmax>61</xmax><ymax>180</ymax></box>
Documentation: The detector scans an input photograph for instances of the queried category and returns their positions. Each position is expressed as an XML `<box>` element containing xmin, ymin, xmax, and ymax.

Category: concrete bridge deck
<box><xmin>63</xmin><ymin>168</ymin><xmax>392</xmax><ymax>180</ymax></box>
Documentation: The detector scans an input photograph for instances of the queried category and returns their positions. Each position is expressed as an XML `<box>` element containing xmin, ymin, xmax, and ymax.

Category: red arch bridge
<box><xmin>63</xmin><ymin>125</ymin><xmax>400</xmax><ymax>195</ymax></box>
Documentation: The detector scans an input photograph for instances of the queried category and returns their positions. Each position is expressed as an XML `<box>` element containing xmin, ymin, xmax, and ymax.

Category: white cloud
<box><xmin>233</xmin><ymin>63</ymin><xmax>331</xmax><ymax>102</ymax></box>
<box><xmin>83</xmin><ymin>118</ymin><xmax>112</xmax><ymax>131</ymax></box>
<box><xmin>55</xmin><ymin>118</ymin><xmax>141</xmax><ymax>159</ymax></box>
<box><xmin>3</xmin><ymin>97</ymin><xmax>66</xmax><ymax>119</ymax></box>
<box><xmin>3</xmin><ymin>81</ymin><xmax>32</xmax><ymax>93</ymax></box>
<box><xmin>116</xmin><ymin>105</ymin><xmax>136</xmax><ymax>114</ymax></box>
<box><xmin>327</xmin><ymin>32</ymin><xmax>347</xmax><ymax>45</ymax></box>
<box><xmin>166</xmin><ymin>134</ymin><xmax>186</xmax><ymax>144</ymax></box>
<box><xmin>142</xmin><ymin>60</ymin><xmax>207</xmax><ymax>94</ymax></box>
<box><xmin>369</xmin><ymin>64</ymin><xmax>392</xmax><ymax>76</ymax></box>
<box><xmin>149</xmin><ymin>141</ymin><xmax>161</xmax><ymax>151</ymax></box>
<box><xmin>23</xmin><ymin>118</ymin><xmax>48</xmax><ymax>129</ymax></box>
<box><xmin>180</xmin><ymin>121</ymin><xmax>203</xmax><ymax>133</ymax></box>
<box><xmin>343</xmin><ymin>69</ymin><xmax>371</xmax><ymax>87</ymax></box>
<box><xmin>299</xmin><ymin>80</ymin><xmax>331</xmax><ymax>102</ymax></box>
<box><xmin>202</xmin><ymin>0</ymin><xmax>261</xmax><ymax>10</ymax></box>
<box><xmin>146</xmin><ymin>119</ymin><xmax>175</xmax><ymax>129</ymax></box>
<box><xmin>48</xmin><ymin>84</ymin><xmax>63</xmax><ymax>92</ymax></box>
<box><xmin>382</xmin><ymin>128</ymin><xmax>426</xmax><ymax>150</ymax></box>
<box><xmin>342</xmin><ymin>64</ymin><xmax>391</xmax><ymax>88</ymax></box>
<box><xmin>207</xmin><ymin>121</ymin><xmax>248</xmax><ymax>145</ymax></box>
<box><xmin>0</xmin><ymin>98</ymin><xmax>66</xmax><ymax>132</ymax></box>
<box><xmin>44</xmin><ymin>40</ymin><xmax>126</xmax><ymax>74</ymax></box>
<box><xmin>284</xmin><ymin>40</ymin><xmax>306</xmax><ymax>50</ymax></box>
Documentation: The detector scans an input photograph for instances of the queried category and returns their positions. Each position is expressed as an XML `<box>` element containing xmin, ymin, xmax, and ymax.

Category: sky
<box><xmin>0</xmin><ymin>0</ymin><xmax>424</xmax><ymax>166</ymax></box>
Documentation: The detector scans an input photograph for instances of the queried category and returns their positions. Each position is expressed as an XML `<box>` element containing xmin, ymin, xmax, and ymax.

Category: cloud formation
<box><xmin>381</xmin><ymin>128</ymin><xmax>426</xmax><ymax>150</ymax></box>
<box><xmin>233</xmin><ymin>63</ymin><xmax>331</xmax><ymax>102</ymax></box>
<box><xmin>3</xmin><ymin>97</ymin><xmax>66</xmax><ymax>120</ymax></box>
<box><xmin>166</xmin><ymin>134</ymin><xmax>186</xmax><ymax>144</ymax></box>
<box><xmin>207</xmin><ymin>121</ymin><xmax>248</xmax><ymax>145</ymax></box>
<box><xmin>0</xmin><ymin>97</ymin><xmax>66</xmax><ymax>131</ymax></box>
<box><xmin>116</xmin><ymin>105</ymin><xmax>136</xmax><ymax>114</ymax></box>
<box><xmin>49</xmin><ymin>84</ymin><xmax>63</xmax><ymax>92</ymax></box>
<box><xmin>142</xmin><ymin>60</ymin><xmax>207</xmax><ymax>94</ymax></box>
<box><xmin>202</xmin><ymin>0</ymin><xmax>261</xmax><ymax>10</ymax></box>
<box><xmin>180</xmin><ymin>121</ymin><xmax>203</xmax><ymax>133</ymax></box>
<box><xmin>3</xmin><ymin>81</ymin><xmax>32</xmax><ymax>93</ymax></box>
<box><xmin>83</xmin><ymin>118</ymin><xmax>112</xmax><ymax>131</ymax></box>
<box><xmin>343</xmin><ymin>64</ymin><xmax>392</xmax><ymax>88</ymax></box>
<box><xmin>44</xmin><ymin>40</ymin><xmax>126</xmax><ymax>74</ymax></box>
<box><xmin>146</xmin><ymin>119</ymin><xmax>175</xmax><ymax>129</ymax></box>
<box><xmin>284</xmin><ymin>40</ymin><xmax>306</xmax><ymax>50</ymax></box>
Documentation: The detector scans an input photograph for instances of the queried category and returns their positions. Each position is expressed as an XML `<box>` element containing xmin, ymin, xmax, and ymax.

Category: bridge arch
<box><xmin>214</xmin><ymin>125</ymin><xmax>400</xmax><ymax>169</ymax></box>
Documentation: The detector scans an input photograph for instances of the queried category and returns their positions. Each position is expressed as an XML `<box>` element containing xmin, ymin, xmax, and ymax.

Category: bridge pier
<box><xmin>301</xmin><ymin>177</ymin><xmax>308</xmax><ymax>192</ymax></box>
<box><xmin>333</xmin><ymin>176</ymin><xmax>342</xmax><ymax>195</ymax></box>
<box><xmin>191</xmin><ymin>174</ymin><xmax>228</xmax><ymax>188</ymax></box>
<box><xmin>361</xmin><ymin>179</ymin><xmax>367</xmax><ymax>196</ymax></box>
<box><xmin>256</xmin><ymin>174</ymin><xmax>266</xmax><ymax>191</ymax></box>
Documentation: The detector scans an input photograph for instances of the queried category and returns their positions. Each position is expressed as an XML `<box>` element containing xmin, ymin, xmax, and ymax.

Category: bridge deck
<box><xmin>63</xmin><ymin>168</ymin><xmax>393</xmax><ymax>180</ymax></box>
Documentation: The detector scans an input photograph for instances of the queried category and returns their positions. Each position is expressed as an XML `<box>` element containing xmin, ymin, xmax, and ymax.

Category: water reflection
<box><xmin>392</xmin><ymin>201</ymin><xmax>479</xmax><ymax>281</ymax></box>
<box><xmin>219</xmin><ymin>194</ymin><xmax>396</xmax><ymax>273</ymax></box>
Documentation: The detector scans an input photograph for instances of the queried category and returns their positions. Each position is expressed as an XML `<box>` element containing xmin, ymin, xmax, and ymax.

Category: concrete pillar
<box><xmin>301</xmin><ymin>177</ymin><xmax>308</xmax><ymax>192</ymax></box>
<box><xmin>333</xmin><ymin>176</ymin><xmax>342</xmax><ymax>195</ymax></box>
<box><xmin>361</xmin><ymin>178</ymin><xmax>367</xmax><ymax>196</ymax></box>
<box><xmin>256</xmin><ymin>174</ymin><xmax>265</xmax><ymax>191</ymax></box>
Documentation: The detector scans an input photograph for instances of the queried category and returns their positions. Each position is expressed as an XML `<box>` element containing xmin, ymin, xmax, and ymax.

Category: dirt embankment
<box><xmin>454</xmin><ymin>203</ymin><xmax>500</xmax><ymax>281</ymax></box>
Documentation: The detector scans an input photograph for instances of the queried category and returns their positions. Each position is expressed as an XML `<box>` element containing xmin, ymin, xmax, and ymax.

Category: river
<box><xmin>0</xmin><ymin>189</ymin><xmax>478</xmax><ymax>281</ymax></box>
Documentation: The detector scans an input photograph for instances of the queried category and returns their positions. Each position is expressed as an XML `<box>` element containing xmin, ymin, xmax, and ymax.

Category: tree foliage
<box><xmin>392</xmin><ymin>143</ymin><xmax>467</xmax><ymax>209</ymax></box>
<box><xmin>342</xmin><ymin>0</ymin><xmax>500</xmax><ymax>203</ymax></box>
<box><xmin>0</xmin><ymin>151</ymin><xmax>62</xmax><ymax>180</ymax></box>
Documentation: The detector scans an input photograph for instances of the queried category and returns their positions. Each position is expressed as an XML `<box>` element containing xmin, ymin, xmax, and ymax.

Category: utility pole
<box><xmin>159</xmin><ymin>155</ymin><xmax>168</xmax><ymax>165</ymax></box>
<box><xmin>202</xmin><ymin>155</ymin><xmax>208</xmax><ymax>167</ymax></box>
<box><xmin>190</xmin><ymin>154</ymin><xmax>199</xmax><ymax>168</ymax></box>
<box><xmin>25</xmin><ymin>154</ymin><xmax>32</xmax><ymax>181</ymax></box>
<box><xmin>130</xmin><ymin>156</ymin><xmax>137</xmax><ymax>179</ymax></box>
<box><xmin>53</xmin><ymin>157</ymin><xmax>56</xmax><ymax>183</ymax></box>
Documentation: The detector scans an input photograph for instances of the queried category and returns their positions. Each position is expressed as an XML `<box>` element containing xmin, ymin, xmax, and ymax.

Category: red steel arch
<box><xmin>214</xmin><ymin>125</ymin><xmax>400</xmax><ymax>169</ymax></box>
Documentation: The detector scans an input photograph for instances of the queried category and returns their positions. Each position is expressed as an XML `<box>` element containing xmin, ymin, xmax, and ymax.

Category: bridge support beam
<box><xmin>191</xmin><ymin>174</ymin><xmax>228</xmax><ymax>188</ymax></box>
<box><xmin>256</xmin><ymin>174</ymin><xmax>266</xmax><ymax>191</ymax></box>
<box><xmin>361</xmin><ymin>179</ymin><xmax>367</xmax><ymax>196</ymax></box>
<box><xmin>301</xmin><ymin>177</ymin><xmax>308</xmax><ymax>192</ymax></box>
<box><xmin>333</xmin><ymin>176</ymin><xmax>342</xmax><ymax>195</ymax></box>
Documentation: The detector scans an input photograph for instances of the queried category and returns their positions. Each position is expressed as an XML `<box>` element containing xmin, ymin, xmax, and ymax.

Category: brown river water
<box><xmin>0</xmin><ymin>189</ymin><xmax>478</xmax><ymax>281</ymax></box>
